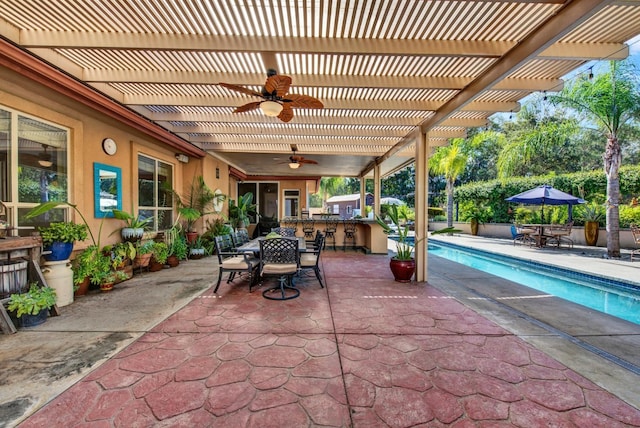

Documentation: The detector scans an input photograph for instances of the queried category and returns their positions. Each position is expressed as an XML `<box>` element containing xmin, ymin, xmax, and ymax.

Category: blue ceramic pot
<box><xmin>20</xmin><ymin>309</ymin><xmax>49</xmax><ymax>327</ymax></box>
<box><xmin>44</xmin><ymin>241</ymin><xmax>74</xmax><ymax>261</ymax></box>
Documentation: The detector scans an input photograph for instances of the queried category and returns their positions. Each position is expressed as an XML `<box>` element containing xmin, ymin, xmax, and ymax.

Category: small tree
<box><xmin>429</xmin><ymin>140</ymin><xmax>468</xmax><ymax>228</ymax></box>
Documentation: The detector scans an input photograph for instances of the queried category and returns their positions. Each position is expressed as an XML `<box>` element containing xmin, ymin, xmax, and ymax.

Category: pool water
<box><xmin>425</xmin><ymin>241</ymin><xmax>640</xmax><ymax>326</ymax></box>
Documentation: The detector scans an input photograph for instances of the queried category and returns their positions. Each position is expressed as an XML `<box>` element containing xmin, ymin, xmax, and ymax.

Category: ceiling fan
<box><xmin>286</xmin><ymin>144</ymin><xmax>318</xmax><ymax>169</ymax></box>
<box><xmin>219</xmin><ymin>69</ymin><xmax>323</xmax><ymax>123</ymax></box>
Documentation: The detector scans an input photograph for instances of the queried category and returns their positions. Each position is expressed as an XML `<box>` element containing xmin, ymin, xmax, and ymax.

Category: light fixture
<box><xmin>260</xmin><ymin>100</ymin><xmax>283</xmax><ymax>117</ymax></box>
<box><xmin>288</xmin><ymin>161</ymin><xmax>300</xmax><ymax>169</ymax></box>
<box><xmin>543</xmin><ymin>90</ymin><xmax>547</xmax><ymax>101</ymax></box>
<box><xmin>588</xmin><ymin>66</ymin><xmax>594</xmax><ymax>80</ymax></box>
<box><xmin>38</xmin><ymin>145</ymin><xmax>53</xmax><ymax>168</ymax></box>
<box><xmin>175</xmin><ymin>153</ymin><xmax>189</xmax><ymax>163</ymax></box>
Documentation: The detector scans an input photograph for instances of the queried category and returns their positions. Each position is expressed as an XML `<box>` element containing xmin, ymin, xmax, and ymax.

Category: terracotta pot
<box><xmin>100</xmin><ymin>282</ymin><xmax>114</xmax><ymax>292</ymax></box>
<box><xmin>74</xmin><ymin>276</ymin><xmax>90</xmax><ymax>296</ymax></box>
<box><xmin>584</xmin><ymin>221</ymin><xmax>599</xmax><ymax>246</ymax></box>
<box><xmin>133</xmin><ymin>253</ymin><xmax>152</xmax><ymax>269</ymax></box>
<box><xmin>186</xmin><ymin>231</ymin><xmax>198</xmax><ymax>244</ymax></box>
<box><xmin>167</xmin><ymin>255</ymin><xmax>179</xmax><ymax>268</ymax></box>
<box><xmin>149</xmin><ymin>260</ymin><xmax>165</xmax><ymax>272</ymax></box>
<box><xmin>389</xmin><ymin>258</ymin><xmax>416</xmax><ymax>283</ymax></box>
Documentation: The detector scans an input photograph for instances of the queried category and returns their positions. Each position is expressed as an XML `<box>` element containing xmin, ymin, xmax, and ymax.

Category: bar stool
<box><xmin>323</xmin><ymin>218</ymin><xmax>338</xmax><ymax>251</ymax></box>
<box><xmin>281</xmin><ymin>217</ymin><xmax>299</xmax><ymax>235</ymax></box>
<box><xmin>343</xmin><ymin>219</ymin><xmax>357</xmax><ymax>251</ymax></box>
<box><xmin>302</xmin><ymin>218</ymin><xmax>315</xmax><ymax>239</ymax></box>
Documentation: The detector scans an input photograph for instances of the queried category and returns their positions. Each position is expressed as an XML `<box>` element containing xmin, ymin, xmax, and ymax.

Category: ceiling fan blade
<box><xmin>265</xmin><ymin>74</ymin><xmax>292</xmax><ymax>97</ymax></box>
<box><xmin>219</xmin><ymin>82</ymin><xmax>263</xmax><ymax>98</ymax></box>
<box><xmin>278</xmin><ymin>104</ymin><xmax>294</xmax><ymax>122</ymax></box>
<box><xmin>233</xmin><ymin>101</ymin><xmax>262</xmax><ymax>113</ymax></box>
<box><xmin>298</xmin><ymin>158</ymin><xmax>318</xmax><ymax>165</ymax></box>
<box><xmin>284</xmin><ymin>94</ymin><xmax>324</xmax><ymax>109</ymax></box>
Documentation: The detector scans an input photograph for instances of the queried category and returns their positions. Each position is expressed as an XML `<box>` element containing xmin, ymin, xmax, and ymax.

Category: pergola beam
<box><xmin>18</xmin><ymin>29</ymin><xmax>627</xmax><ymax>62</ymax></box>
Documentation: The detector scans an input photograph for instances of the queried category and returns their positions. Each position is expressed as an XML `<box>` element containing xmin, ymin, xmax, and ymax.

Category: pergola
<box><xmin>1</xmin><ymin>0</ymin><xmax>639</xmax><ymax>279</ymax></box>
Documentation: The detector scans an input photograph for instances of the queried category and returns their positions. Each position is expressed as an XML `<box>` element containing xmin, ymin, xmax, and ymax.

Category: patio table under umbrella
<box><xmin>506</xmin><ymin>184</ymin><xmax>585</xmax><ymax>222</ymax></box>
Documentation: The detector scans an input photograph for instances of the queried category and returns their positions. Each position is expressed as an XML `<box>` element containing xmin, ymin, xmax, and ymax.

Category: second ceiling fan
<box><xmin>219</xmin><ymin>69</ymin><xmax>323</xmax><ymax>122</ymax></box>
<box><xmin>287</xmin><ymin>144</ymin><xmax>317</xmax><ymax>169</ymax></box>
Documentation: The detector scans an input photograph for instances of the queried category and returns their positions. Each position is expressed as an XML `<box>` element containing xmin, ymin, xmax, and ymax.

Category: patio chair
<box><xmin>299</xmin><ymin>235</ymin><xmax>326</xmax><ymax>288</ymax></box>
<box><xmin>271</xmin><ymin>227</ymin><xmax>296</xmax><ymax>237</ymax></box>
<box><xmin>231</xmin><ymin>230</ymin><xmax>250</xmax><ymax>248</ymax></box>
<box><xmin>631</xmin><ymin>224</ymin><xmax>640</xmax><ymax>262</ymax></box>
<box><xmin>304</xmin><ymin>230</ymin><xmax>324</xmax><ymax>252</ymax></box>
<box><xmin>301</xmin><ymin>218</ymin><xmax>316</xmax><ymax>239</ymax></box>
<box><xmin>513</xmin><ymin>224</ymin><xmax>536</xmax><ymax>246</ymax></box>
<box><xmin>546</xmin><ymin>222</ymin><xmax>574</xmax><ymax>249</ymax></box>
<box><xmin>213</xmin><ymin>235</ymin><xmax>260</xmax><ymax>293</ymax></box>
<box><xmin>259</xmin><ymin>237</ymin><xmax>300</xmax><ymax>300</ymax></box>
<box><xmin>323</xmin><ymin>218</ymin><xmax>339</xmax><ymax>251</ymax></box>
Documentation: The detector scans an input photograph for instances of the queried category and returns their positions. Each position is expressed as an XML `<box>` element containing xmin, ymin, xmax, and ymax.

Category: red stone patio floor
<box><xmin>19</xmin><ymin>252</ymin><xmax>640</xmax><ymax>427</ymax></box>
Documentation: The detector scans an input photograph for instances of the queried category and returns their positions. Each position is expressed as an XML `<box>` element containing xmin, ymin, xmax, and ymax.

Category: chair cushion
<box><xmin>262</xmin><ymin>263</ymin><xmax>297</xmax><ymax>274</ymax></box>
<box><xmin>222</xmin><ymin>256</ymin><xmax>256</xmax><ymax>269</ymax></box>
<box><xmin>300</xmin><ymin>253</ymin><xmax>317</xmax><ymax>267</ymax></box>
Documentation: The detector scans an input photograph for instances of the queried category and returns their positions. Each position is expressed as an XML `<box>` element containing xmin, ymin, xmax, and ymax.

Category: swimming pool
<box><xmin>420</xmin><ymin>240</ymin><xmax>640</xmax><ymax>325</ymax></box>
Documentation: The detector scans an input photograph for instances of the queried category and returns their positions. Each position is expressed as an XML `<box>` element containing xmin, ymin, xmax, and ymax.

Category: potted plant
<box><xmin>98</xmin><ymin>269</ymin><xmax>128</xmax><ymax>292</ymax></box>
<box><xmin>166</xmin><ymin>226</ymin><xmax>188</xmax><ymax>266</ymax></box>
<box><xmin>375</xmin><ymin>204</ymin><xmax>424</xmax><ymax>282</ymax></box>
<box><xmin>133</xmin><ymin>240</ymin><xmax>155</xmax><ymax>270</ymax></box>
<box><xmin>189</xmin><ymin>236</ymin><xmax>206</xmax><ymax>259</ymax></box>
<box><xmin>72</xmin><ymin>245</ymin><xmax>110</xmax><ymax>295</ymax></box>
<box><xmin>38</xmin><ymin>222</ymin><xmax>88</xmax><ymax>261</ymax></box>
<box><xmin>102</xmin><ymin>242</ymin><xmax>136</xmax><ymax>281</ymax></box>
<box><xmin>228</xmin><ymin>193</ymin><xmax>256</xmax><ymax>231</ymax></box>
<box><xmin>462</xmin><ymin>205</ymin><xmax>491</xmax><ymax>236</ymax></box>
<box><xmin>579</xmin><ymin>203</ymin><xmax>604</xmax><ymax>246</ymax></box>
<box><xmin>172</xmin><ymin>176</ymin><xmax>224</xmax><ymax>243</ymax></box>
<box><xmin>149</xmin><ymin>241</ymin><xmax>169</xmax><ymax>271</ymax></box>
<box><xmin>8</xmin><ymin>284</ymin><xmax>57</xmax><ymax>327</ymax></box>
<box><xmin>113</xmin><ymin>209</ymin><xmax>151</xmax><ymax>242</ymax></box>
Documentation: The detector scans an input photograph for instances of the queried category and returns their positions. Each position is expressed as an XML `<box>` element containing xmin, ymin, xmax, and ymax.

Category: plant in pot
<box><xmin>462</xmin><ymin>205</ymin><xmax>491</xmax><ymax>236</ymax></box>
<box><xmin>228</xmin><ymin>193</ymin><xmax>256</xmax><ymax>231</ymax></box>
<box><xmin>72</xmin><ymin>245</ymin><xmax>110</xmax><ymax>295</ymax></box>
<box><xmin>97</xmin><ymin>269</ymin><xmax>128</xmax><ymax>292</ymax></box>
<box><xmin>149</xmin><ymin>241</ymin><xmax>169</xmax><ymax>271</ymax></box>
<box><xmin>102</xmin><ymin>242</ymin><xmax>136</xmax><ymax>281</ymax></box>
<box><xmin>38</xmin><ymin>221</ymin><xmax>88</xmax><ymax>261</ymax></box>
<box><xmin>112</xmin><ymin>209</ymin><xmax>151</xmax><ymax>242</ymax></box>
<box><xmin>166</xmin><ymin>226</ymin><xmax>188</xmax><ymax>266</ymax></box>
<box><xmin>8</xmin><ymin>283</ymin><xmax>57</xmax><ymax>327</ymax></box>
<box><xmin>375</xmin><ymin>204</ymin><xmax>424</xmax><ymax>282</ymax></box>
<box><xmin>133</xmin><ymin>240</ymin><xmax>155</xmax><ymax>270</ymax></box>
<box><xmin>579</xmin><ymin>203</ymin><xmax>604</xmax><ymax>246</ymax></box>
<box><xmin>189</xmin><ymin>236</ymin><xmax>206</xmax><ymax>259</ymax></box>
<box><xmin>172</xmin><ymin>176</ymin><xmax>224</xmax><ymax>244</ymax></box>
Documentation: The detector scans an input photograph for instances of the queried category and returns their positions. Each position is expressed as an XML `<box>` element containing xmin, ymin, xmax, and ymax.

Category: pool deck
<box><xmin>1</xmin><ymin>234</ymin><xmax>640</xmax><ymax>426</ymax></box>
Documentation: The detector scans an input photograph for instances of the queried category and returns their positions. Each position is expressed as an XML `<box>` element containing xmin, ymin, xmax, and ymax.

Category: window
<box><xmin>0</xmin><ymin>106</ymin><xmax>69</xmax><ymax>234</ymax></box>
<box><xmin>138</xmin><ymin>154</ymin><xmax>173</xmax><ymax>231</ymax></box>
<box><xmin>284</xmin><ymin>190</ymin><xmax>300</xmax><ymax>217</ymax></box>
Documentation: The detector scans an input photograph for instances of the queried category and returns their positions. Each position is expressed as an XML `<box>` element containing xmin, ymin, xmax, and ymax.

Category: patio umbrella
<box><xmin>505</xmin><ymin>185</ymin><xmax>585</xmax><ymax>221</ymax></box>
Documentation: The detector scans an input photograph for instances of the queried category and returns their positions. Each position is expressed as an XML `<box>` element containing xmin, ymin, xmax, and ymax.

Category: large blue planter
<box><xmin>20</xmin><ymin>309</ymin><xmax>49</xmax><ymax>327</ymax></box>
<box><xmin>44</xmin><ymin>242</ymin><xmax>74</xmax><ymax>261</ymax></box>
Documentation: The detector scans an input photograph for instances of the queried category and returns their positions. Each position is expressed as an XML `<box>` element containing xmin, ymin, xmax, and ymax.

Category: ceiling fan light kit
<box><xmin>260</xmin><ymin>100</ymin><xmax>283</xmax><ymax>117</ymax></box>
<box><xmin>288</xmin><ymin>161</ymin><xmax>300</xmax><ymax>169</ymax></box>
<box><xmin>38</xmin><ymin>145</ymin><xmax>53</xmax><ymax>167</ymax></box>
<box><xmin>220</xmin><ymin>70</ymin><xmax>323</xmax><ymax>123</ymax></box>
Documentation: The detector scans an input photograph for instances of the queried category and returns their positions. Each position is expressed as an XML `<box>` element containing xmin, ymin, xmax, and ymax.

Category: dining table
<box><xmin>522</xmin><ymin>224</ymin><xmax>555</xmax><ymax>247</ymax></box>
<box><xmin>236</xmin><ymin>236</ymin><xmax>307</xmax><ymax>254</ymax></box>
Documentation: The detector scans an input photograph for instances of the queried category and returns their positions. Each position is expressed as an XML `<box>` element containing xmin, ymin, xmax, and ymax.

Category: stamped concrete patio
<box><xmin>12</xmin><ymin>246</ymin><xmax>640</xmax><ymax>427</ymax></box>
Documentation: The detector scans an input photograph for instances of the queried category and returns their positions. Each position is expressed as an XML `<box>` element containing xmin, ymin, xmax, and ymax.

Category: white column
<box><xmin>373</xmin><ymin>164</ymin><xmax>381</xmax><ymax>217</ymax></box>
<box><xmin>414</xmin><ymin>131</ymin><xmax>429</xmax><ymax>282</ymax></box>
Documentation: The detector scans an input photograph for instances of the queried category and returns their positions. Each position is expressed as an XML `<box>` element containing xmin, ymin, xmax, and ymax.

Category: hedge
<box><xmin>452</xmin><ymin>165</ymin><xmax>640</xmax><ymax>226</ymax></box>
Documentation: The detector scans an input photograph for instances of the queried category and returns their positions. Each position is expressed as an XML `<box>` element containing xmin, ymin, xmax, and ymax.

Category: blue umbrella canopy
<box><xmin>506</xmin><ymin>185</ymin><xmax>585</xmax><ymax>221</ymax></box>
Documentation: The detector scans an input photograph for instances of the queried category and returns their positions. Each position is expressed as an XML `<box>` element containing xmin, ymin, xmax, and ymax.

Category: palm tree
<box><xmin>429</xmin><ymin>139</ymin><xmax>468</xmax><ymax>228</ymax></box>
<box><xmin>551</xmin><ymin>61</ymin><xmax>640</xmax><ymax>258</ymax></box>
<box><xmin>318</xmin><ymin>177</ymin><xmax>342</xmax><ymax>212</ymax></box>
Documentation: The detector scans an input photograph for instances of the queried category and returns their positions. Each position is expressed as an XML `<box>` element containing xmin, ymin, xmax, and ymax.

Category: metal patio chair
<box><xmin>299</xmin><ymin>235</ymin><xmax>325</xmax><ymax>288</ymax></box>
<box><xmin>631</xmin><ymin>224</ymin><xmax>640</xmax><ymax>261</ymax></box>
<box><xmin>343</xmin><ymin>219</ymin><xmax>357</xmax><ymax>251</ymax></box>
<box><xmin>323</xmin><ymin>218</ymin><xmax>339</xmax><ymax>251</ymax></box>
<box><xmin>546</xmin><ymin>222</ymin><xmax>574</xmax><ymax>249</ymax></box>
<box><xmin>213</xmin><ymin>234</ymin><xmax>260</xmax><ymax>293</ymax></box>
<box><xmin>259</xmin><ymin>237</ymin><xmax>300</xmax><ymax>300</ymax></box>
